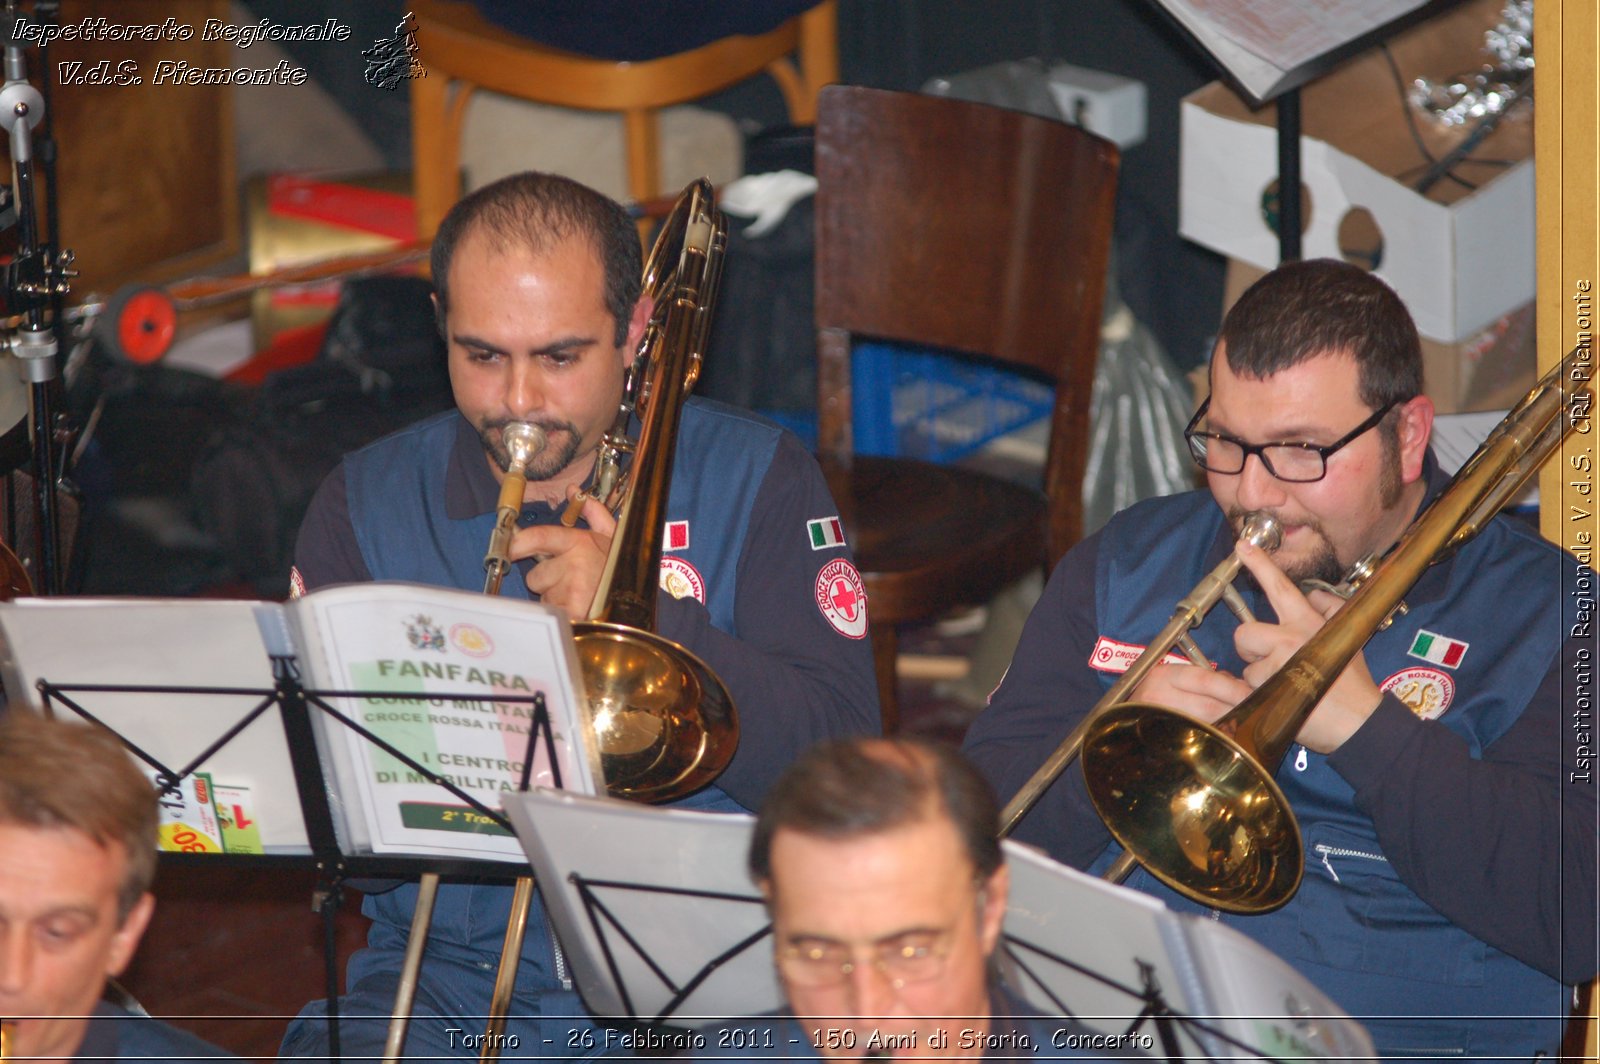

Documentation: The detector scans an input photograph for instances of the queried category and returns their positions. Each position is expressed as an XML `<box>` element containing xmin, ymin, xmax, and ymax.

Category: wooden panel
<box><xmin>1536</xmin><ymin>0</ymin><xmax>1598</xmax><ymax>553</ymax></box>
<box><xmin>1535</xmin><ymin>5</ymin><xmax>1599</xmax><ymax>1057</ymax></box>
<box><xmin>10</xmin><ymin>0</ymin><xmax>239</xmax><ymax>292</ymax></box>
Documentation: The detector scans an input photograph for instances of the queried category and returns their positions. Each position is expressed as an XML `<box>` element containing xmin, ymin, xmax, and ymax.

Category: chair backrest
<box><xmin>814</xmin><ymin>85</ymin><xmax>1119</xmax><ymax>565</ymax></box>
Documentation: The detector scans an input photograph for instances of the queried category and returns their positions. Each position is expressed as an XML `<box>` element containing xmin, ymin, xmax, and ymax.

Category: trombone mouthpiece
<box><xmin>502</xmin><ymin>422</ymin><xmax>547</xmax><ymax>472</ymax></box>
<box><xmin>1239</xmin><ymin>511</ymin><xmax>1284</xmax><ymax>553</ymax></box>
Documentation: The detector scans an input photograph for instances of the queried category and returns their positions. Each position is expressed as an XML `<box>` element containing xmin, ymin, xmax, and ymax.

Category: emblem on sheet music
<box><xmin>403</xmin><ymin>613</ymin><xmax>446</xmax><ymax>652</ymax></box>
<box><xmin>1088</xmin><ymin>635</ymin><xmax>1196</xmax><ymax>674</ymax></box>
<box><xmin>815</xmin><ymin>559</ymin><xmax>867</xmax><ymax>638</ymax></box>
<box><xmin>659</xmin><ymin>556</ymin><xmax>705</xmax><ymax>603</ymax></box>
<box><xmin>448</xmin><ymin>622</ymin><xmax>494</xmax><ymax>658</ymax></box>
<box><xmin>1381</xmin><ymin>667</ymin><xmax>1456</xmax><ymax>720</ymax></box>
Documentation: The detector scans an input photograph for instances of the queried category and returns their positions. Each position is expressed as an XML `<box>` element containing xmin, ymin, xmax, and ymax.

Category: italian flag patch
<box><xmin>807</xmin><ymin>516</ymin><xmax>845</xmax><ymax>551</ymax></box>
<box><xmin>1407</xmin><ymin>629</ymin><xmax>1469</xmax><ymax>669</ymax></box>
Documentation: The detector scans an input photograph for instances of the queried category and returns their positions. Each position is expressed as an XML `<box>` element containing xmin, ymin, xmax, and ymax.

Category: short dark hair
<box><xmin>749</xmin><ymin>738</ymin><xmax>1001</xmax><ymax>884</ymax></box>
<box><xmin>1218</xmin><ymin>258</ymin><xmax>1422</xmax><ymax>410</ymax></box>
<box><xmin>430</xmin><ymin>171</ymin><xmax>643</xmax><ymax>346</ymax></box>
<box><xmin>0</xmin><ymin>710</ymin><xmax>158</xmax><ymax>921</ymax></box>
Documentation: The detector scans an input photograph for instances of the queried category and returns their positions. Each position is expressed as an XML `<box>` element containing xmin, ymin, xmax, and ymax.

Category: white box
<box><xmin>1046</xmin><ymin>63</ymin><xmax>1146</xmax><ymax>149</ymax></box>
<box><xmin>1178</xmin><ymin>0</ymin><xmax>1533</xmax><ymax>343</ymax></box>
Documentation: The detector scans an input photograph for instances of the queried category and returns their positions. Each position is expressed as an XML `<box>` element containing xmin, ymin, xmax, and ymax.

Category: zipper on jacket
<box><xmin>1313</xmin><ymin>842</ymin><xmax>1386</xmax><ymax>882</ymax></box>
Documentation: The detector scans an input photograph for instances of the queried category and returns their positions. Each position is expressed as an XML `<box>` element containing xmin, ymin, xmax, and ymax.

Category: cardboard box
<box><xmin>1179</xmin><ymin>0</ymin><xmax>1534</xmax><ymax>343</ymax></box>
<box><xmin>1221</xmin><ymin>259</ymin><xmax>1535</xmax><ymax>415</ymax></box>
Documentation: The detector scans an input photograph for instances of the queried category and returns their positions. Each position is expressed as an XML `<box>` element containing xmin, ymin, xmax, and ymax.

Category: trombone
<box><xmin>997</xmin><ymin>510</ymin><xmax>1285</xmax><ymax>871</ymax></box>
<box><xmin>1003</xmin><ymin>348</ymin><xmax>1589</xmax><ymax>914</ymax></box>
<box><xmin>383</xmin><ymin>179</ymin><xmax>737</xmax><ymax>1062</ymax></box>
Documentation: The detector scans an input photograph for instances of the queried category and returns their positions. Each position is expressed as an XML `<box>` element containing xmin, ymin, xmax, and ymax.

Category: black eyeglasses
<box><xmin>1184</xmin><ymin>396</ymin><xmax>1400</xmax><ymax>483</ymax></box>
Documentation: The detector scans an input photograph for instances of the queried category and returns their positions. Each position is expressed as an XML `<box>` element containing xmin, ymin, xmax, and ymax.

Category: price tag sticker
<box><xmin>152</xmin><ymin>772</ymin><xmax>224</xmax><ymax>854</ymax></box>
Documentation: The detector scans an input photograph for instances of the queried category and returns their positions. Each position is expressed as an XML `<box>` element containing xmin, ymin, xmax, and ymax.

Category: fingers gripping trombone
<box><xmin>382</xmin><ymin>179</ymin><xmax>738</xmax><ymax>1064</ymax></box>
<box><xmin>1003</xmin><ymin>349</ymin><xmax>1590</xmax><ymax>915</ymax></box>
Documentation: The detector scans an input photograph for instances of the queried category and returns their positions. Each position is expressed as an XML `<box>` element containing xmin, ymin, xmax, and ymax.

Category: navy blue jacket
<box><xmin>75</xmin><ymin>1003</ymin><xmax>235</xmax><ymax>1061</ymax></box>
<box><xmin>963</xmin><ymin>464</ymin><xmax>1595</xmax><ymax>1061</ymax></box>
<box><xmin>288</xmin><ymin>401</ymin><xmax>877</xmax><ymax>1054</ymax></box>
<box><xmin>686</xmin><ymin>984</ymin><xmax>1123</xmax><ymax>1060</ymax></box>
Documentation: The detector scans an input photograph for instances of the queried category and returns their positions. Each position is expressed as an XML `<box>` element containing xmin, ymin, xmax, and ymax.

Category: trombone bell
<box><xmin>1081</xmin><ymin>702</ymin><xmax>1302</xmax><ymax>913</ymax></box>
<box><xmin>572</xmin><ymin>621</ymin><xmax>738</xmax><ymax>802</ymax></box>
<box><xmin>1077</xmin><ymin>347</ymin><xmax>1590</xmax><ymax>915</ymax></box>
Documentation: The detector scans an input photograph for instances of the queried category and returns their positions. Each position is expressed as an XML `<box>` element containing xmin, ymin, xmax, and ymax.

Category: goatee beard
<box><xmin>1227</xmin><ymin>507</ymin><xmax>1345</xmax><ymax>586</ymax></box>
<box><xmin>479</xmin><ymin>418</ymin><xmax>581</xmax><ymax>481</ymax></box>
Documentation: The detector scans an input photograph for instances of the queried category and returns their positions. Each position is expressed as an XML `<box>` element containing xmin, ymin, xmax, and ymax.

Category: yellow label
<box><xmin>158</xmin><ymin>821</ymin><xmax>223</xmax><ymax>854</ymax></box>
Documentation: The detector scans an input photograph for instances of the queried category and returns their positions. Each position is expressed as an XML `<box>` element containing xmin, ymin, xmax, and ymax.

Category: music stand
<box><xmin>1147</xmin><ymin>0</ymin><xmax>1471</xmax><ymax>261</ymax></box>
<box><xmin>1000</xmin><ymin>843</ymin><xmax>1376</xmax><ymax>1061</ymax></box>
<box><xmin>0</xmin><ymin>588</ymin><xmax>600</xmax><ymax>1058</ymax></box>
<box><xmin>505</xmin><ymin>789</ymin><xmax>1375</xmax><ymax>1062</ymax></box>
<box><xmin>503</xmin><ymin>788</ymin><xmax>779</xmax><ymax>1027</ymax></box>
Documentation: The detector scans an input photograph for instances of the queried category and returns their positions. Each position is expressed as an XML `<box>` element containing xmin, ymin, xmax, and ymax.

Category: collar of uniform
<box><xmin>1195</xmin><ymin>446</ymin><xmax>1455</xmax><ymax>604</ymax></box>
<box><xmin>1390</xmin><ymin>446</ymin><xmax>1456</xmax><ymax>608</ymax></box>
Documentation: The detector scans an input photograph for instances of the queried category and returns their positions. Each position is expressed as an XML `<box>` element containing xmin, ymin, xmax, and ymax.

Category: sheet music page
<box><xmin>1155</xmin><ymin>0</ymin><xmax>1428</xmax><ymax>101</ymax></box>
<box><xmin>0</xmin><ymin>598</ymin><xmax>310</xmax><ymax>854</ymax></box>
<box><xmin>1188</xmin><ymin>0</ymin><xmax>1427</xmax><ymax>70</ymax></box>
<box><xmin>289</xmin><ymin>582</ymin><xmax>599</xmax><ymax>861</ymax></box>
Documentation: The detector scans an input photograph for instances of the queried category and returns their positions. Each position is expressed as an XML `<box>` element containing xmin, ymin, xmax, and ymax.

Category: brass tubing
<box><xmin>476</xmin><ymin>420</ymin><xmax>545</xmax><ymax>1060</ymax></box>
<box><xmin>479</xmin><ymin>877</ymin><xmax>538</xmax><ymax>1062</ymax></box>
<box><xmin>382</xmin><ymin>871</ymin><xmax>441</xmax><ymax>1064</ymax></box>
<box><xmin>996</xmin><ymin>512</ymin><xmax>1283</xmax><ymax>837</ymax></box>
<box><xmin>483</xmin><ymin>423</ymin><xmax>547</xmax><ymax>595</ymax></box>
<box><xmin>1080</xmin><ymin>349</ymin><xmax>1590</xmax><ymax>913</ymax></box>
<box><xmin>381</xmin><ymin>421</ymin><xmax>545</xmax><ymax>1059</ymax></box>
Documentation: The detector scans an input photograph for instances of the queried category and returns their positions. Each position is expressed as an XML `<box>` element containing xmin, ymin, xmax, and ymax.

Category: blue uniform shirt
<box><xmin>964</xmin><ymin>457</ymin><xmax>1595</xmax><ymax>1061</ymax></box>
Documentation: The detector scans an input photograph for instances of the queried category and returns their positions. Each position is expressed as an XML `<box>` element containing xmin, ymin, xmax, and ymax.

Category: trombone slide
<box><xmin>997</xmin><ymin>512</ymin><xmax>1283</xmax><ymax>837</ymax></box>
<box><xmin>1078</xmin><ymin>348</ymin><xmax>1592</xmax><ymax>914</ymax></box>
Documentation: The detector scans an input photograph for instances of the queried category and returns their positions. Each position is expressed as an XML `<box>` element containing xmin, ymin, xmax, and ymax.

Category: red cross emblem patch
<box><xmin>814</xmin><ymin>559</ymin><xmax>868</xmax><ymax>639</ymax></box>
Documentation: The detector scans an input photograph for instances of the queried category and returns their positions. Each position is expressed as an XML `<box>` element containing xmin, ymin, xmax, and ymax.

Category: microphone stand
<box><xmin>0</xmin><ymin>1</ymin><xmax>73</xmax><ymax>595</ymax></box>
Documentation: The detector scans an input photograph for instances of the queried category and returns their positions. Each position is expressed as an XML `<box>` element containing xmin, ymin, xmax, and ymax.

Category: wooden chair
<box><xmin>814</xmin><ymin>85</ymin><xmax>1120</xmax><ymax>732</ymax></box>
<box><xmin>409</xmin><ymin>0</ymin><xmax>838</xmax><ymax>237</ymax></box>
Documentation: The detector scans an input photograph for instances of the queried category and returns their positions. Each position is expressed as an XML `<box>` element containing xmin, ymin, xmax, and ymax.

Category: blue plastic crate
<box><xmin>755</xmin><ymin>342</ymin><xmax>1053</xmax><ymax>463</ymax></box>
<box><xmin>851</xmin><ymin>342</ymin><xmax>1053</xmax><ymax>462</ymax></box>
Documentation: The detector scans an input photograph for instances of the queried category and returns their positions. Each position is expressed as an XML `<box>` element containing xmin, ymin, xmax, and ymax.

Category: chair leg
<box><xmin>410</xmin><ymin>70</ymin><xmax>455</xmax><ymax>240</ymax></box>
<box><xmin>623</xmin><ymin>107</ymin><xmax>661</xmax><ymax>201</ymax></box>
<box><xmin>870</xmin><ymin>621</ymin><xmax>899</xmax><ymax>735</ymax></box>
<box><xmin>794</xmin><ymin>0</ymin><xmax>839</xmax><ymax>123</ymax></box>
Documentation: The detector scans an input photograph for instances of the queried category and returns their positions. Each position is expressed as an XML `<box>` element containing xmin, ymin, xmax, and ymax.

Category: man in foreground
<box><xmin>964</xmin><ymin>258</ymin><xmax>1596</xmax><ymax>1059</ymax></box>
<box><xmin>695</xmin><ymin>737</ymin><xmax>1129</xmax><ymax>1060</ymax></box>
<box><xmin>0</xmin><ymin>710</ymin><xmax>234</xmax><ymax>1063</ymax></box>
<box><xmin>281</xmin><ymin>171</ymin><xmax>878</xmax><ymax>1057</ymax></box>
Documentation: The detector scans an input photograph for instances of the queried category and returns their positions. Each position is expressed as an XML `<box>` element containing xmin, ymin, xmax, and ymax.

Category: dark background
<box><xmin>245</xmin><ymin>0</ymin><xmax>1227</xmax><ymax>370</ymax></box>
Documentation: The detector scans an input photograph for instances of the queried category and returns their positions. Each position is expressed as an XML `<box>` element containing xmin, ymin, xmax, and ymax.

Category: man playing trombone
<box><xmin>963</xmin><ymin>258</ymin><xmax>1596</xmax><ymax>1060</ymax></box>
<box><xmin>279</xmin><ymin>171</ymin><xmax>878</xmax><ymax>1059</ymax></box>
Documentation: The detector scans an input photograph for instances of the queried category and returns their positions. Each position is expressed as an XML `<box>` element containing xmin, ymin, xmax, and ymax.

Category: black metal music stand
<box><xmin>0</xmin><ymin>593</ymin><xmax>595</xmax><ymax>1064</ymax></box>
<box><xmin>502</xmin><ymin>789</ymin><xmax>1377</xmax><ymax>1063</ymax></box>
<box><xmin>998</xmin><ymin>843</ymin><xmax>1376</xmax><ymax>1062</ymax></box>
<box><xmin>503</xmin><ymin>789</ymin><xmax>781</xmax><ymax>1028</ymax></box>
<box><xmin>1146</xmin><ymin>0</ymin><xmax>1471</xmax><ymax>263</ymax></box>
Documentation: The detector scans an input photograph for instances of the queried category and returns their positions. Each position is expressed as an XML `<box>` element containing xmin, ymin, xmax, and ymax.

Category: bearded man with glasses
<box><xmin>692</xmin><ymin>738</ymin><xmax>1106</xmax><ymax>1060</ymax></box>
<box><xmin>963</xmin><ymin>258</ymin><xmax>1595</xmax><ymax>1061</ymax></box>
